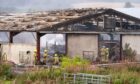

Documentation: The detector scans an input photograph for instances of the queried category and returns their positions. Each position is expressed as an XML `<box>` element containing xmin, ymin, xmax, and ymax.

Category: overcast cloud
<box><xmin>0</xmin><ymin>0</ymin><xmax>140</xmax><ymax>11</ymax></box>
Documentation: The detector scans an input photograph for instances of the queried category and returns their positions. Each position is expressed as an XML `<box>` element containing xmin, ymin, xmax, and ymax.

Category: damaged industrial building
<box><xmin>0</xmin><ymin>8</ymin><xmax>140</xmax><ymax>65</ymax></box>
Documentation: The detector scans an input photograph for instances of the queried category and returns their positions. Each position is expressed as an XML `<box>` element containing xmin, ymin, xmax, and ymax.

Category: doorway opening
<box><xmin>99</xmin><ymin>33</ymin><xmax>121</xmax><ymax>62</ymax></box>
<box><xmin>40</xmin><ymin>34</ymin><xmax>66</xmax><ymax>56</ymax></box>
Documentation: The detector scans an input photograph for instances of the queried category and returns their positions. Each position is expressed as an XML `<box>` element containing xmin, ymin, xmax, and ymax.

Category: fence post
<box><xmin>73</xmin><ymin>74</ymin><xmax>76</xmax><ymax>84</ymax></box>
<box><xmin>64</xmin><ymin>73</ymin><xmax>66</xmax><ymax>83</ymax></box>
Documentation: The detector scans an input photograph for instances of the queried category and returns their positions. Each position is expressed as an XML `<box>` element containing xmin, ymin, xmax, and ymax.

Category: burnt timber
<box><xmin>0</xmin><ymin>8</ymin><xmax>140</xmax><ymax>63</ymax></box>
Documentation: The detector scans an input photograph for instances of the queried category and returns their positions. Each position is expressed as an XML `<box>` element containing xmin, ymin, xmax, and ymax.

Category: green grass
<box><xmin>0</xmin><ymin>57</ymin><xmax>140</xmax><ymax>84</ymax></box>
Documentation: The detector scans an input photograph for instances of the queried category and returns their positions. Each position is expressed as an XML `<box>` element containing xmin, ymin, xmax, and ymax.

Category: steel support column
<box><xmin>97</xmin><ymin>34</ymin><xmax>100</xmax><ymax>59</ymax></box>
<box><xmin>9</xmin><ymin>32</ymin><xmax>20</xmax><ymax>43</ymax></box>
<box><xmin>36</xmin><ymin>32</ymin><xmax>41</xmax><ymax>64</ymax></box>
<box><xmin>65</xmin><ymin>34</ymin><xmax>68</xmax><ymax>55</ymax></box>
<box><xmin>120</xmin><ymin>34</ymin><xmax>123</xmax><ymax>61</ymax></box>
<box><xmin>9</xmin><ymin>32</ymin><xmax>13</xmax><ymax>43</ymax></box>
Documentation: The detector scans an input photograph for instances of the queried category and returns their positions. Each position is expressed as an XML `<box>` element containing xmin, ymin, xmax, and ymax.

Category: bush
<box><xmin>0</xmin><ymin>63</ymin><xmax>14</xmax><ymax>80</ymax></box>
<box><xmin>15</xmin><ymin>68</ymin><xmax>63</xmax><ymax>84</ymax></box>
<box><xmin>112</xmin><ymin>72</ymin><xmax>139</xmax><ymax>84</ymax></box>
<box><xmin>61</xmin><ymin>56</ymin><xmax>90</xmax><ymax>68</ymax></box>
<box><xmin>123</xmin><ymin>43</ymin><xmax>137</xmax><ymax>61</ymax></box>
<box><xmin>1</xmin><ymin>56</ymin><xmax>139</xmax><ymax>84</ymax></box>
<box><xmin>107</xmin><ymin>64</ymin><xmax>140</xmax><ymax>84</ymax></box>
<box><xmin>127</xmin><ymin>64</ymin><xmax>140</xmax><ymax>72</ymax></box>
<box><xmin>61</xmin><ymin>56</ymin><xmax>94</xmax><ymax>73</ymax></box>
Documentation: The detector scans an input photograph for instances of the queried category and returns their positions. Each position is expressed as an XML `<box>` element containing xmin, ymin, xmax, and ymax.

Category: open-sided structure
<box><xmin>0</xmin><ymin>8</ymin><xmax>140</xmax><ymax>64</ymax></box>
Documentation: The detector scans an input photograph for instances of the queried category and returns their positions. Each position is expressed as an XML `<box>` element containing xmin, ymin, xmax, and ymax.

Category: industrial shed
<box><xmin>0</xmin><ymin>8</ymin><xmax>140</xmax><ymax>64</ymax></box>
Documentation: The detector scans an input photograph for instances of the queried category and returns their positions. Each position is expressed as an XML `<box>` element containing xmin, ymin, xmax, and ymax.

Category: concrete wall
<box><xmin>122</xmin><ymin>35</ymin><xmax>140</xmax><ymax>61</ymax></box>
<box><xmin>67</xmin><ymin>34</ymin><xmax>98</xmax><ymax>59</ymax></box>
<box><xmin>1</xmin><ymin>43</ymin><xmax>36</xmax><ymax>64</ymax></box>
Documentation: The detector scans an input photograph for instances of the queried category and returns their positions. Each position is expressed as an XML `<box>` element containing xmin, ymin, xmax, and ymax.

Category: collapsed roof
<box><xmin>0</xmin><ymin>8</ymin><xmax>140</xmax><ymax>32</ymax></box>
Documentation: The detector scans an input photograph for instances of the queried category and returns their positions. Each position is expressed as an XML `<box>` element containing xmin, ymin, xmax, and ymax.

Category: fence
<box><xmin>64</xmin><ymin>73</ymin><xmax>111</xmax><ymax>84</ymax></box>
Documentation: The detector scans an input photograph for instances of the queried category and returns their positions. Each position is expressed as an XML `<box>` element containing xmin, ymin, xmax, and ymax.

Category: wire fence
<box><xmin>64</xmin><ymin>73</ymin><xmax>111</xmax><ymax>84</ymax></box>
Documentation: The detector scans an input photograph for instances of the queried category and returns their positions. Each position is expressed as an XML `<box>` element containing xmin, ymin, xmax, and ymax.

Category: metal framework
<box><xmin>0</xmin><ymin>8</ymin><xmax>140</xmax><ymax>63</ymax></box>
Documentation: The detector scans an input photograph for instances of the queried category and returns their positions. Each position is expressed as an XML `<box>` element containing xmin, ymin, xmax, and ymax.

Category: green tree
<box><xmin>123</xmin><ymin>43</ymin><xmax>136</xmax><ymax>61</ymax></box>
